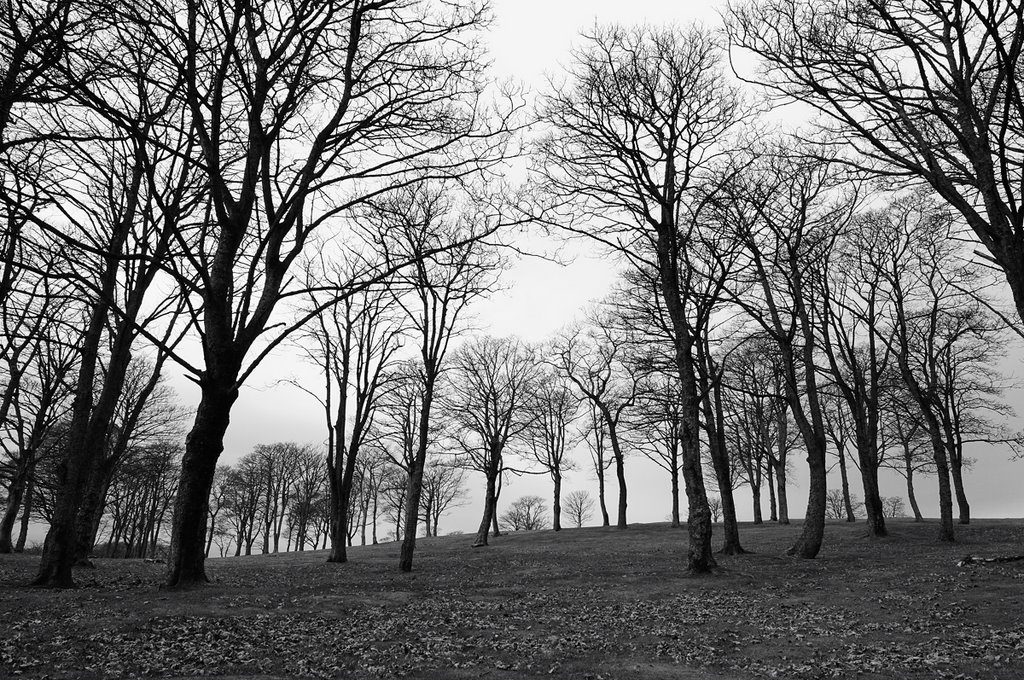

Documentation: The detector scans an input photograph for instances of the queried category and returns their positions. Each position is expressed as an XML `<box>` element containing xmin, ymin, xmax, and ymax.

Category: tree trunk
<box><xmin>491</xmin><ymin>474</ymin><xmax>502</xmax><ymax>537</ymax></box>
<box><xmin>372</xmin><ymin>493</ymin><xmax>378</xmax><ymax>544</ymax></box>
<box><xmin>596</xmin><ymin>460</ymin><xmax>610</xmax><ymax>527</ymax></box>
<box><xmin>751</xmin><ymin>481</ymin><xmax>763</xmax><ymax>525</ymax></box>
<box><xmin>850</xmin><ymin>396</ymin><xmax>887</xmax><ymax>535</ymax></box>
<box><xmin>328</xmin><ymin>421</ymin><xmax>367</xmax><ymax>563</ymax></box>
<box><xmin>932</xmin><ymin>439</ymin><xmax>956</xmax><ymax>540</ymax></box>
<box><xmin>32</xmin><ymin>425</ymin><xmax>106</xmax><ymax>587</ymax></box>
<box><xmin>164</xmin><ymin>377</ymin><xmax>239</xmax><ymax>588</ymax></box>
<box><xmin>775</xmin><ymin>416</ymin><xmax>790</xmax><ymax>525</ymax></box>
<box><xmin>552</xmin><ymin>471</ymin><xmax>562</xmax><ymax>532</ymax></box>
<box><xmin>16</xmin><ymin>474</ymin><xmax>33</xmax><ymax>552</ymax></box>
<box><xmin>905</xmin><ymin>453</ymin><xmax>923</xmax><ymax>521</ymax></box>
<box><xmin>856</xmin><ymin>450</ymin><xmax>888</xmax><ymax>536</ymax></box>
<box><xmin>767</xmin><ymin>463</ymin><xmax>777</xmax><ymax>523</ymax></box>
<box><xmin>669</xmin><ymin>466</ymin><xmax>680</xmax><ymax>528</ymax></box>
<box><xmin>205</xmin><ymin>511</ymin><xmax>217</xmax><ymax>557</ymax></box>
<box><xmin>950</xmin><ymin>455</ymin><xmax>970</xmax><ymax>525</ymax></box>
<box><xmin>473</xmin><ymin>468</ymin><xmax>498</xmax><ymax>547</ymax></box>
<box><xmin>677</xmin><ymin>348</ymin><xmax>715</xmax><ymax>573</ymax></box>
<box><xmin>838</xmin><ymin>447</ymin><xmax>856</xmax><ymax>522</ymax></box>
<box><xmin>0</xmin><ymin>467</ymin><xmax>28</xmax><ymax>553</ymax></box>
<box><xmin>786</xmin><ymin>438</ymin><xmax>828</xmax><ymax>558</ymax></box>
<box><xmin>704</xmin><ymin>373</ymin><xmax>744</xmax><ymax>554</ymax></box>
<box><xmin>609</xmin><ymin>423</ymin><xmax>628</xmax><ymax>529</ymax></box>
<box><xmin>73</xmin><ymin>465</ymin><xmax>115</xmax><ymax>566</ymax></box>
<box><xmin>399</xmin><ymin>381</ymin><xmax>434</xmax><ymax>572</ymax></box>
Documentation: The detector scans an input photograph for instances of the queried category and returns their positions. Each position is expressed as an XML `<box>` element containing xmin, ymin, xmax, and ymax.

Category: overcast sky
<box><xmin>176</xmin><ymin>0</ymin><xmax>1024</xmax><ymax>542</ymax></box>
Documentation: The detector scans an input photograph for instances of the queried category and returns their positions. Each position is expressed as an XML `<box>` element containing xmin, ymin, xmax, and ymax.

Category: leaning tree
<box><xmin>726</xmin><ymin>0</ymin><xmax>1024</xmax><ymax>331</ymax></box>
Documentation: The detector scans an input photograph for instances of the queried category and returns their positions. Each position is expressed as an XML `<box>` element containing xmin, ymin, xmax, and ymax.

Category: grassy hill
<box><xmin>2</xmin><ymin>519</ymin><xmax>1022</xmax><ymax>678</ymax></box>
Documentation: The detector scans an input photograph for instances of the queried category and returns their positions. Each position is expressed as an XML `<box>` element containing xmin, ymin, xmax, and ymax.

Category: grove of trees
<box><xmin>2</xmin><ymin>0</ymin><xmax>1023</xmax><ymax>589</ymax></box>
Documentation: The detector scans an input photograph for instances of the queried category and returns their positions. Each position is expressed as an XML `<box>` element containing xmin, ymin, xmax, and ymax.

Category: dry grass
<box><xmin>2</xmin><ymin>518</ymin><xmax>1023</xmax><ymax>679</ymax></box>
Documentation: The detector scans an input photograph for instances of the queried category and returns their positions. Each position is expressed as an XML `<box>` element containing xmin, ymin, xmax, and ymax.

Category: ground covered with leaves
<box><xmin>2</xmin><ymin>519</ymin><xmax>1023</xmax><ymax>679</ymax></box>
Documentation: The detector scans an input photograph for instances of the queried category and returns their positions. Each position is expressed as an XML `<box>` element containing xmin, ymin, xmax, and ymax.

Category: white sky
<box><xmin>173</xmin><ymin>0</ymin><xmax>1023</xmax><ymax>544</ymax></box>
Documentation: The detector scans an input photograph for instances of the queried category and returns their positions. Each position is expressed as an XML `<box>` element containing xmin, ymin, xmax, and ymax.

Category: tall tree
<box><xmin>146</xmin><ymin>0</ymin><xmax>513</xmax><ymax>588</ymax></box>
<box><xmin>536</xmin><ymin>24</ymin><xmax>749</xmax><ymax>573</ymax></box>
<box><xmin>28</xmin><ymin>10</ymin><xmax>197</xmax><ymax>585</ymax></box>
<box><xmin>860</xmin><ymin>192</ymin><xmax>991</xmax><ymax>541</ymax></box>
<box><xmin>297</xmin><ymin>278</ymin><xmax>404</xmax><ymax>563</ymax></box>
<box><xmin>379</xmin><ymin>184</ymin><xmax>499</xmax><ymax>572</ymax></box>
<box><xmin>724</xmin><ymin>145</ymin><xmax>857</xmax><ymax>558</ymax></box>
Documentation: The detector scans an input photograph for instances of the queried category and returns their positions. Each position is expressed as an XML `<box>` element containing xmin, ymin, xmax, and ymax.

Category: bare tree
<box><xmin>861</xmin><ymin>192</ymin><xmax>993</xmax><ymax>541</ymax></box>
<box><xmin>826</xmin><ymin>489</ymin><xmax>862</xmax><ymax>521</ymax></box>
<box><xmin>881</xmin><ymin>397</ymin><xmax>932</xmax><ymax>523</ymax></box>
<box><xmin>581</xmin><ymin>402</ymin><xmax>613</xmax><ymax>528</ymax></box>
<box><xmin>536</xmin><ymin>24</ymin><xmax>749</xmax><ymax>573</ymax></box>
<box><xmin>223</xmin><ymin>455</ymin><xmax>264</xmax><ymax>556</ymax></box>
<box><xmin>379</xmin><ymin>184</ymin><xmax>500</xmax><ymax>572</ymax></box>
<box><xmin>627</xmin><ymin>372</ymin><xmax>685</xmax><ymax>528</ymax></box>
<box><xmin>24</xmin><ymin>7</ymin><xmax>197</xmax><ymax>586</ymax></box>
<box><xmin>73</xmin><ymin>364</ymin><xmax>186</xmax><ymax>565</ymax></box>
<box><xmin>815</xmin><ymin>211</ymin><xmax>902</xmax><ymax>536</ymax></box>
<box><xmin>500</xmin><ymin>495</ymin><xmax>548</xmax><ymax>532</ymax></box>
<box><xmin>722</xmin><ymin>337</ymin><xmax>782</xmax><ymax>525</ymax></box>
<box><xmin>0</xmin><ymin>279</ymin><xmax>78</xmax><ymax>553</ymax></box>
<box><xmin>707</xmin><ymin>495</ymin><xmax>723</xmax><ymax>523</ymax></box>
<box><xmin>443</xmin><ymin>336</ymin><xmax>537</xmax><ymax>547</ymax></box>
<box><xmin>523</xmin><ymin>370</ymin><xmax>580</xmax><ymax>532</ymax></box>
<box><xmin>882</xmin><ymin>496</ymin><xmax>906</xmax><ymax>519</ymax></box>
<box><xmin>143</xmin><ymin>0</ymin><xmax>514</xmax><ymax>588</ymax></box>
<box><xmin>296</xmin><ymin>277</ymin><xmax>404</xmax><ymax>563</ymax></box>
<box><xmin>418</xmin><ymin>463</ymin><xmax>467</xmax><ymax>538</ymax></box>
<box><xmin>724</xmin><ymin>144</ymin><xmax>857</xmax><ymax>558</ymax></box>
<box><xmin>95</xmin><ymin>442</ymin><xmax>179</xmax><ymax>559</ymax></box>
<box><xmin>563</xmin><ymin>489</ymin><xmax>595</xmax><ymax>529</ymax></box>
<box><xmin>820</xmin><ymin>388</ymin><xmax>858</xmax><ymax>524</ymax></box>
<box><xmin>726</xmin><ymin>0</ymin><xmax>1024</xmax><ymax>330</ymax></box>
<box><xmin>549</xmin><ymin>319</ymin><xmax>637</xmax><ymax>530</ymax></box>
<box><xmin>204</xmin><ymin>466</ymin><xmax>231</xmax><ymax>557</ymax></box>
<box><xmin>287</xmin><ymin>447</ymin><xmax>327</xmax><ymax>551</ymax></box>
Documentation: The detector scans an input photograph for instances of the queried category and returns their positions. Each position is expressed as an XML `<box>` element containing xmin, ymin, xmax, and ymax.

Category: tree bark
<box><xmin>669</xmin><ymin>465</ymin><xmax>680</xmax><ymax>528</ymax></box>
<box><xmin>399</xmin><ymin>378</ymin><xmax>434</xmax><ymax>572</ymax></box>
<box><xmin>552</xmin><ymin>471</ymin><xmax>562</xmax><ymax>532</ymax></box>
<box><xmin>904</xmin><ymin>451</ymin><xmax>924</xmax><ymax>521</ymax></box>
<box><xmin>775</xmin><ymin>412</ymin><xmax>790</xmax><ymax>524</ymax></box>
<box><xmin>608</xmin><ymin>422</ymin><xmax>628</xmax><ymax>529</ymax></box>
<box><xmin>950</xmin><ymin>456</ymin><xmax>970</xmax><ymax>525</ymax></box>
<box><xmin>164</xmin><ymin>377</ymin><xmax>239</xmax><ymax>588</ymax></box>
<box><xmin>473</xmin><ymin>454</ymin><xmax>499</xmax><ymax>547</ymax></box>
<box><xmin>855</xmin><ymin>430</ymin><xmax>887</xmax><ymax>536</ymax></box>
<box><xmin>32</xmin><ymin>290</ymin><xmax>115</xmax><ymax>587</ymax></box>
<box><xmin>0</xmin><ymin>466</ymin><xmax>28</xmax><ymax>553</ymax></box>
<box><xmin>703</xmin><ymin>370</ymin><xmax>744</xmax><ymax>554</ymax></box>
<box><xmin>753</xmin><ymin>480</ymin><xmax>764</xmax><ymax>524</ymax></box>
<box><xmin>72</xmin><ymin>464</ymin><xmax>115</xmax><ymax>565</ymax></box>
<box><xmin>16</xmin><ymin>474</ymin><xmax>33</xmax><ymax>552</ymax></box>
<box><xmin>596</xmin><ymin>460</ymin><xmax>610</xmax><ymax>527</ymax></box>
<box><xmin>767</xmin><ymin>463</ymin><xmax>777</xmax><ymax>522</ymax></box>
<box><xmin>838</xmin><ymin>447</ymin><xmax>856</xmax><ymax>522</ymax></box>
<box><xmin>491</xmin><ymin>474</ymin><xmax>502</xmax><ymax>537</ymax></box>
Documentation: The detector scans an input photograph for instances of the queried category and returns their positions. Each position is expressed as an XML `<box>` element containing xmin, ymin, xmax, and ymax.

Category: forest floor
<box><xmin>1</xmin><ymin>519</ymin><xmax>1023</xmax><ymax>679</ymax></box>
